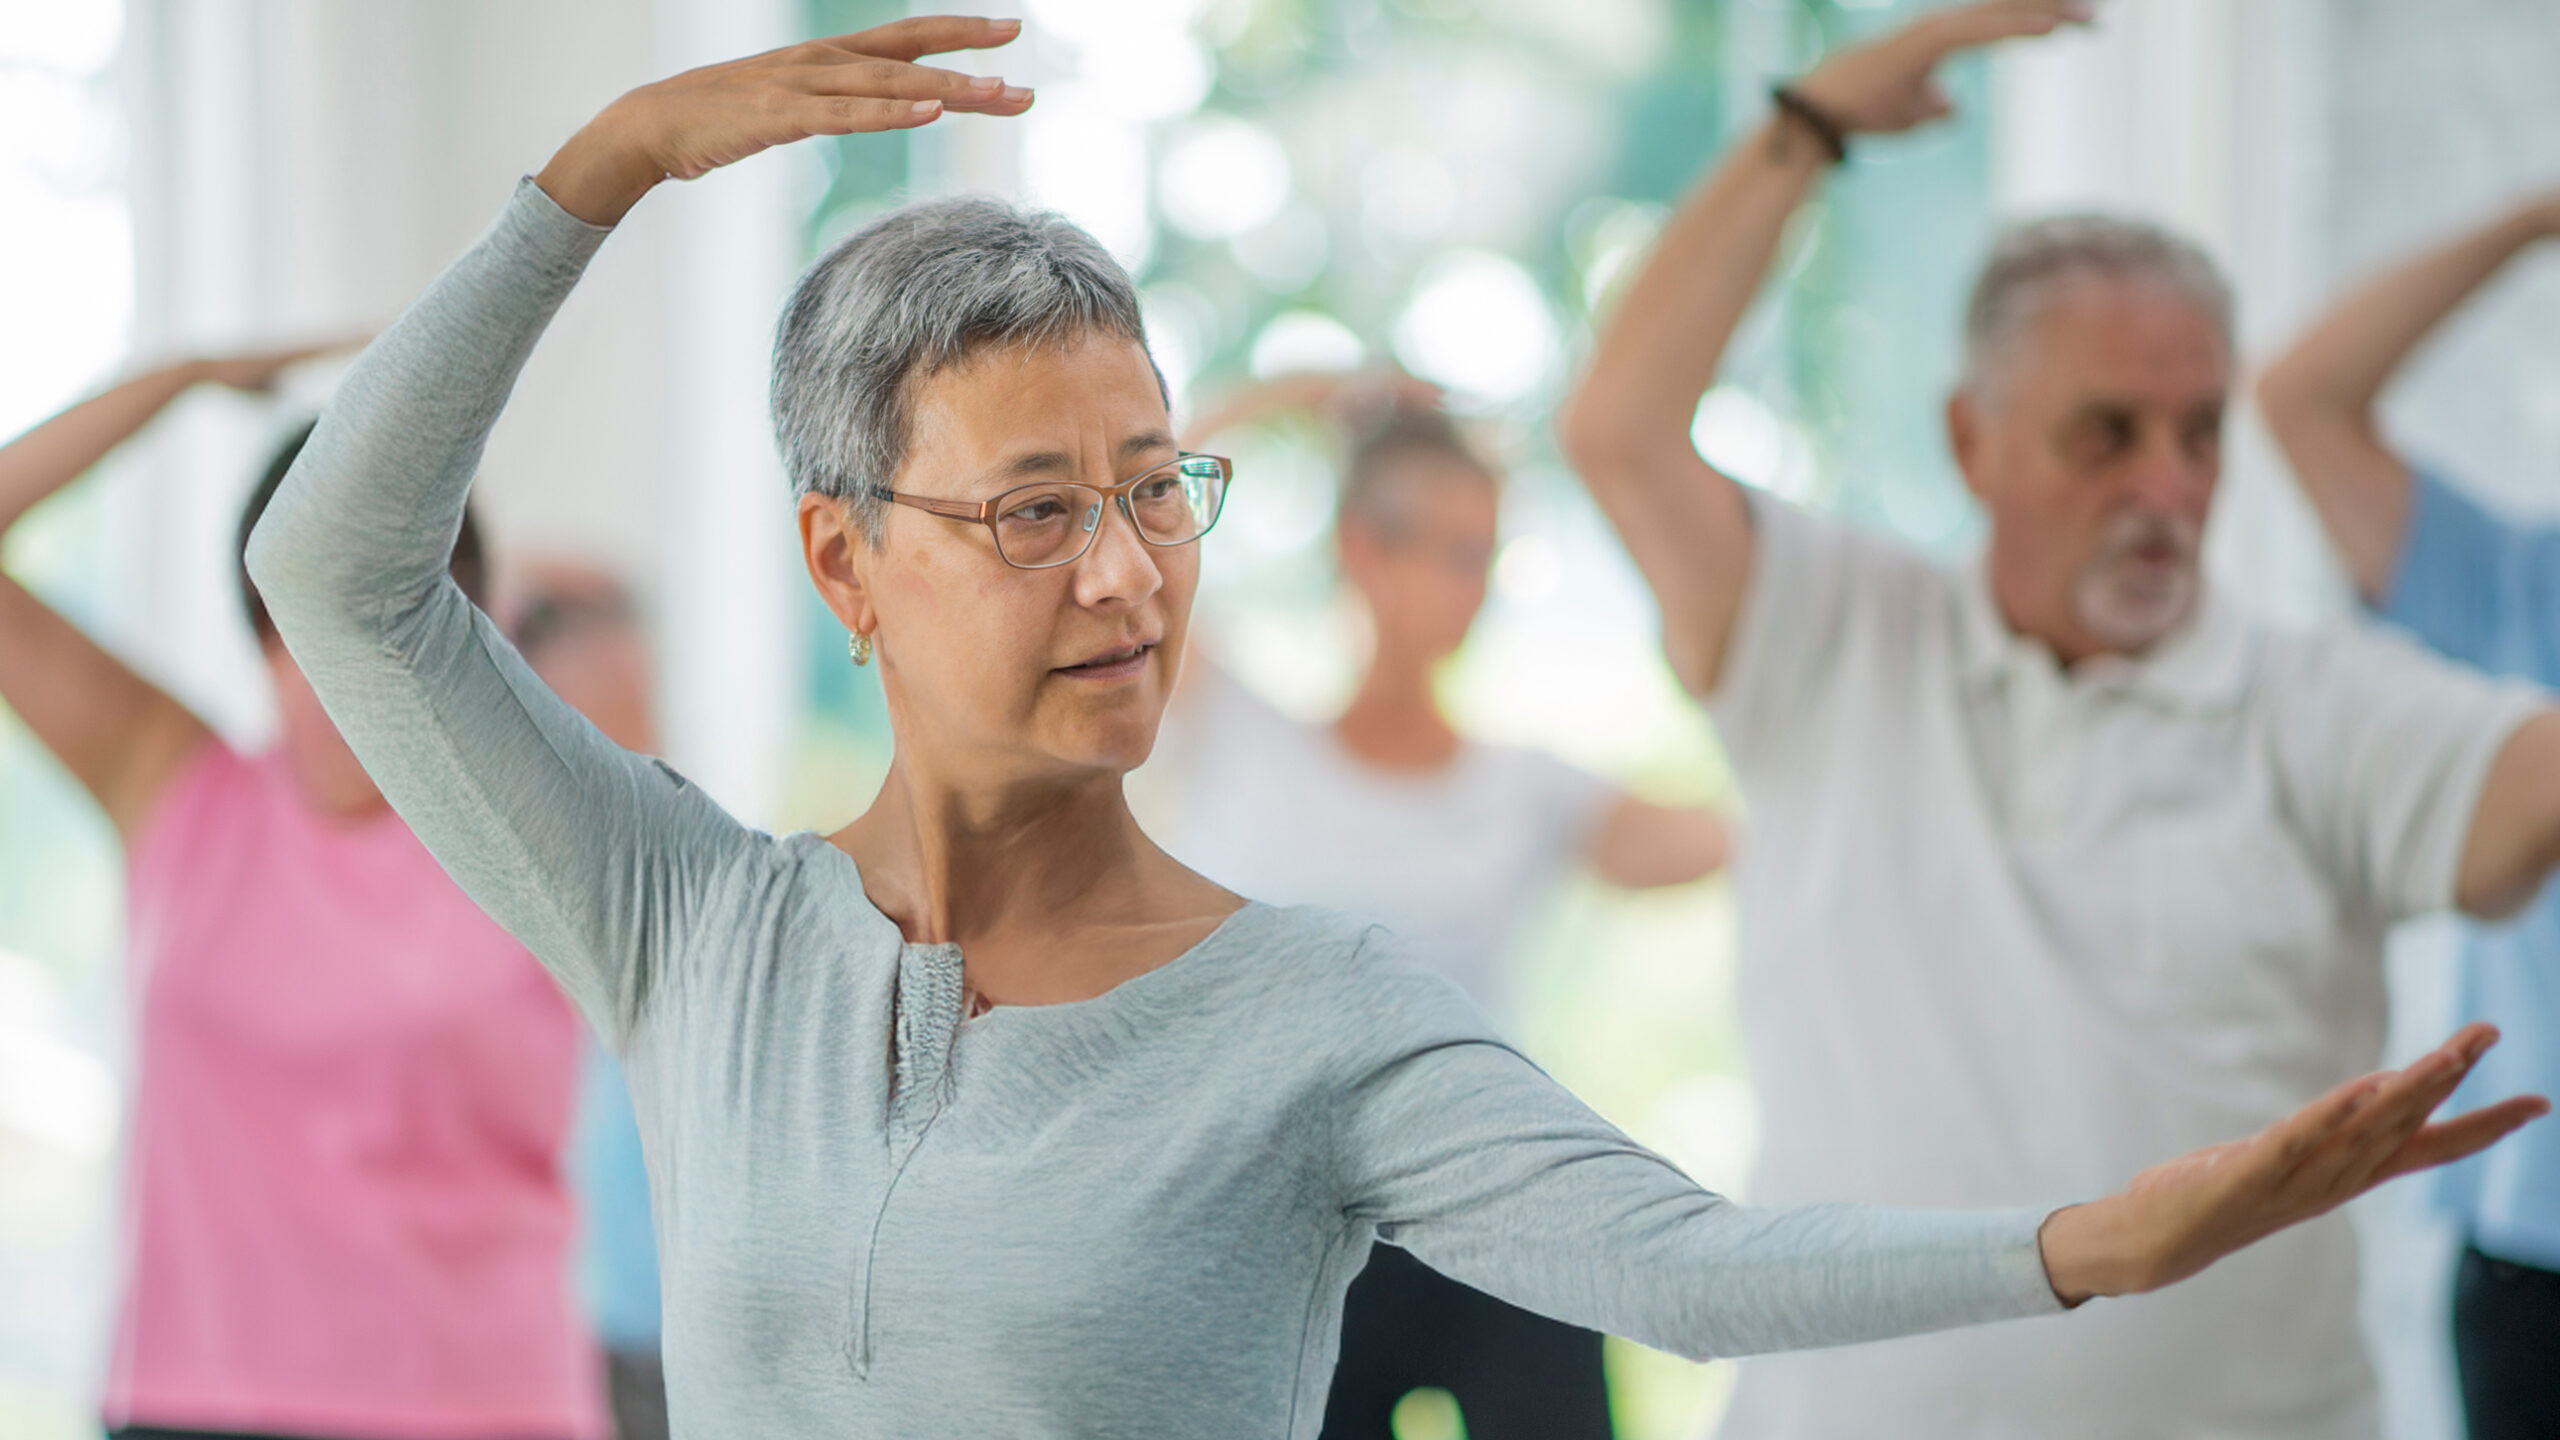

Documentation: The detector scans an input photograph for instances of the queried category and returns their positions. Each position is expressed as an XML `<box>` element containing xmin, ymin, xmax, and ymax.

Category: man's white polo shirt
<box><xmin>1711</xmin><ymin>495</ymin><xmax>2545</xmax><ymax>1440</ymax></box>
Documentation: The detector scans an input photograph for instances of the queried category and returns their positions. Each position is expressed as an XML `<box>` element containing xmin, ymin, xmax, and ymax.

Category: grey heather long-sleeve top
<box><xmin>246</xmin><ymin>180</ymin><xmax>2065</xmax><ymax>1438</ymax></box>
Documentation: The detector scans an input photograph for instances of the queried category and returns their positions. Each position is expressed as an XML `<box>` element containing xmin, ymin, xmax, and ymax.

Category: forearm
<box><xmin>1590</xmin><ymin>798</ymin><xmax>1732</xmax><ymax>888</ymax></box>
<box><xmin>0</xmin><ymin>363</ymin><xmax>200</xmax><ymax>531</ymax></box>
<box><xmin>1559</xmin><ymin>117</ymin><xmax>1827</xmax><ymax>473</ymax></box>
<box><xmin>2262</xmin><ymin>203</ymin><xmax>2554</xmax><ymax>596</ymax></box>
<box><xmin>2262</xmin><ymin>203</ymin><xmax>2551</xmax><ymax>425</ymax></box>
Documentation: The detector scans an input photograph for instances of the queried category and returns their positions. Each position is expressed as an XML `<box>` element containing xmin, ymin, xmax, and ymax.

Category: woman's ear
<box><xmin>798</xmin><ymin>491</ymin><xmax>876</xmax><ymax>638</ymax></box>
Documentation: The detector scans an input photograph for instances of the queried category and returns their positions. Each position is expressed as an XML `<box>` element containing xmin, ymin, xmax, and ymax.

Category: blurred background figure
<box><xmin>0</xmin><ymin>361</ymin><xmax>602</xmax><ymax>1440</ymax></box>
<box><xmin>1144</xmin><ymin>374</ymin><xmax>1730</xmax><ymax>1440</ymax></box>
<box><xmin>1560</xmin><ymin>3</ymin><xmax>2560</xmax><ymax>1436</ymax></box>
<box><xmin>501</xmin><ymin>563</ymin><xmax>668</xmax><ymax>1440</ymax></box>
<box><xmin>2260</xmin><ymin>191</ymin><xmax>2560</xmax><ymax>1440</ymax></box>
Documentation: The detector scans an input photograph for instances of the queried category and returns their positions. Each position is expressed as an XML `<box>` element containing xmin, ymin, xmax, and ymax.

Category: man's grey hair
<box><xmin>1960</xmin><ymin>214</ymin><xmax>2235</xmax><ymax>397</ymax></box>
<box><xmin>772</xmin><ymin>196</ymin><xmax>1160</xmax><ymax>542</ymax></box>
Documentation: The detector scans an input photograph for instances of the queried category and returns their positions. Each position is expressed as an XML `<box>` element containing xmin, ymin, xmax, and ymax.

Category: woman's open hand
<box><xmin>536</xmin><ymin>16</ymin><xmax>1034</xmax><ymax>227</ymax></box>
<box><xmin>2038</xmin><ymin>1023</ymin><xmax>2548</xmax><ymax>1304</ymax></box>
<box><xmin>1792</xmin><ymin>0</ymin><xmax>2091</xmax><ymax>137</ymax></box>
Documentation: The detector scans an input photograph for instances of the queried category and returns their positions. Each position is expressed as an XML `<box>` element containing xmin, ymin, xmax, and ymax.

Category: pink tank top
<box><xmin>107</xmin><ymin>743</ymin><xmax>604</xmax><ymax>1439</ymax></box>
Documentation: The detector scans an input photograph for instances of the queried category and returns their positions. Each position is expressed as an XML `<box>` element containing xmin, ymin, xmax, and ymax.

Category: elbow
<box><xmin>2252</xmin><ymin>357</ymin><xmax>2342</xmax><ymax>451</ymax></box>
<box><xmin>1556</xmin><ymin>386</ymin><xmax>1646</xmax><ymax>496</ymax></box>
<box><xmin>1555</xmin><ymin>387</ymin><xmax>1612</xmax><ymax>475</ymax></box>
<box><xmin>241</xmin><ymin>482</ymin><xmax>319</xmax><ymax>634</ymax></box>
<box><xmin>240</xmin><ymin>443</ymin><xmax>362</xmax><ymax>642</ymax></box>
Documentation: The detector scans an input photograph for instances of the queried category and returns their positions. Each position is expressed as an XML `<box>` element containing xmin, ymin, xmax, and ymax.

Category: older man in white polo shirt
<box><xmin>1560</xmin><ymin>3</ymin><xmax>2560</xmax><ymax>1437</ymax></box>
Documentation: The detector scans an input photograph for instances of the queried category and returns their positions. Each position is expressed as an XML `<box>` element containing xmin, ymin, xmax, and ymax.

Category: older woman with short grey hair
<box><xmin>246</xmin><ymin>16</ymin><xmax>2544</xmax><ymax>1435</ymax></box>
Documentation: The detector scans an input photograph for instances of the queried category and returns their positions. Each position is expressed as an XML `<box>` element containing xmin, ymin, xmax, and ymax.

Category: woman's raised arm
<box><xmin>244</xmin><ymin>19</ymin><xmax>1032</xmax><ymax>1041</ymax></box>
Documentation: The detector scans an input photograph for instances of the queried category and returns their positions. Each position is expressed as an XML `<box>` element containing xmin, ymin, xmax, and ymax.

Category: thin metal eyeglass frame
<box><xmin>865</xmin><ymin>452</ymin><xmax>1234</xmax><ymax>571</ymax></box>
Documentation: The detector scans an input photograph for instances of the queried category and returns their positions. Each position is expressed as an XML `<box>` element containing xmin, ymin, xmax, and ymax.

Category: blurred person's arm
<box><xmin>2458</xmin><ymin>714</ymin><xmax>2560</xmax><ymax>920</ymax></box>
<box><xmin>1588</xmin><ymin>796</ymin><xmax>1732</xmax><ymax>889</ymax></box>
<box><xmin>2258</xmin><ymin>192</ymin><xmax>2560</xmax><ymax>600</ymax></box>
<box><xmin>1557</xmin><ymin>0</ymin><xmax>2087</xmax><ymax>697</ymax></box>
<box><xmin>0</xmin><ymin>348</ymin><xmax>327</xmax><ymax>836</ymax></box>
<box><xmin>1179</xmin><ymin>370</ymin><xmax>1440</xmax><ymax>450</ymax></box>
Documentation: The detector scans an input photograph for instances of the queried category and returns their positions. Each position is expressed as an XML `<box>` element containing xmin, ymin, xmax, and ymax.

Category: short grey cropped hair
<box><xmin>772</xmin><ymin>196</ymin><xmax>1160</xmax><ymax>542</ymax></box>
<box><xmin>1960</xmin><ymin>214</ymin><xmax>2235</xmax><ymax>397</ymax></box>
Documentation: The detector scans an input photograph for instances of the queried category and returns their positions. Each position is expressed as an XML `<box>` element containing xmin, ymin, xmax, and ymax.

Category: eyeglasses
<box><xmin>868</xmin><ymin>453</ymin><xmax>1233</xmax><ymax>571</ymax></box>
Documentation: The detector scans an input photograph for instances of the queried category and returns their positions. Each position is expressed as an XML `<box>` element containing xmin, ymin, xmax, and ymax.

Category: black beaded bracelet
<box><xmin>1771</xmin><ymin>84</ymin><xmax>1849</xmax><ymax>164</ymax></box>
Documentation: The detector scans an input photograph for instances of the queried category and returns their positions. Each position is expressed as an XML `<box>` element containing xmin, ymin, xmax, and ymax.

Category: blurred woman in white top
<box><xmin>1146</xmin><ymin>376</ymin><xmax>1731</xmax><ymax>1440</ymax></box>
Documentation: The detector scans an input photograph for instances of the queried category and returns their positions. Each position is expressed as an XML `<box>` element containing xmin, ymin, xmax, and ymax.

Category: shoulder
<box><xmin>2249</xmin><ymin>611</ymin><xmax>2546</xmax><ymax>767</ymax></box>
<box><xmin>1234</xmin><ymin>904</ymin><xmax>1502</xmax><ymax>1053</ymax></box>
<box><xmin>2254</xmin><ymin>608</ymin><xmax>2491</xmax><ymax>700</ymax></box>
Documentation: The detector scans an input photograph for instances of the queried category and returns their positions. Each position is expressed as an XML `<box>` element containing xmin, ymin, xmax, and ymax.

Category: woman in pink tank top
<box><xmin>0</xmin><ymin>352</ymin><xmax>603</xmax><ymax>1440</ymax></box>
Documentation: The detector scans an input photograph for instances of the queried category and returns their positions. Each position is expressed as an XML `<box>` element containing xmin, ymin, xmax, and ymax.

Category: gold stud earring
<box><xmin>848</xmin><ymin>631</ymin><xmax>873</xmax><ymax>667</ymax></box>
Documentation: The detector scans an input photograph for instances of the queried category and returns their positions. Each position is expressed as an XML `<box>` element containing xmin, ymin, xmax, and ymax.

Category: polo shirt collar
<box><xmin>1954</xmin><ymin>558</ymin><xmax>2250</xmax><ymax>715</ymax></box>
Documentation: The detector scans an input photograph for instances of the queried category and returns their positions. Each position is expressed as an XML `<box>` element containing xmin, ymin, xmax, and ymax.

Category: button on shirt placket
<box><xmin>1997</xmin><ymin>647</ymin><xmax>2087</xmax><ymax>841</ymax></box>
<box><xmin>850</xmin><ymin>940</ymin><xmax>968</xmax><ymax>1378</ymax></box>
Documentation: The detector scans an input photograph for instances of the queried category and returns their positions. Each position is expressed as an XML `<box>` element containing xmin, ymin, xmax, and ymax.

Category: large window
<box><xmin>0</xmin><ymin>5</ymin><xmax>134</xmax><ymax>1436</ymax></box>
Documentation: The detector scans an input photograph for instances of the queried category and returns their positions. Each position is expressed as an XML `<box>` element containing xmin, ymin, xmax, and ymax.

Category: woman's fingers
<box><xmin>795</xmin><ymin>95</ymin><xmax>961</xmax><ymax>137</ymax></box>
<box><xmin>825</xmin><ymin>14</ymin><xmax>1022</xmax><ymax>64</ymax></box>
<box><xmin>2303</xmin><ymin>1025</ymin><xmax>2499</xmax><ymax>1191</ymax></box>
<box><xmin>2378</xmin><ymin>1096</ymin><xmax>2553</xmax><ymax>1181</ymax></box>
<box><xmin>787</xmin><ymin>48</ymin><xmax>1032</xmax><ymax>116</ymax></box>
<box><xmin>801</xmin><ymin>57</ymin><xmax>1000</xmax><ymax>97</ymax></box>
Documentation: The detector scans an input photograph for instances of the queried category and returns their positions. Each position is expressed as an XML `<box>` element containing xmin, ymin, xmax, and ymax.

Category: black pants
<box><xmin>2456</xmin><ymin>1245</ymin><xmax>2560</xmax><ymax>1440</ymax></box>
<box><xmin>1320</xmin><ymin>1243</ymin><xmax>1614</xmax><ymax>1440</ymax></box>
<box><xmin>603</xmin><ymin>1346</ymin><xmax>672</xmax><ymax>1440</ymax></box>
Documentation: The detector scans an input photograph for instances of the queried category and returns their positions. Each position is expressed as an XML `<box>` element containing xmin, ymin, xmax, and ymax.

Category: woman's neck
<box><xmin>840</xmin><ymin>762</ymin><xmax>1145</xmax><ymax>942</ymax></box>
<box><xmin>831</xmin><ymin>757</ymin><xmax>1238</xmax><ymax>1006</ymax></box>
<box><xmin>1334</xmin><ymin>652</ymin><xmax>1460</xmax><ymax>773</ymax></box>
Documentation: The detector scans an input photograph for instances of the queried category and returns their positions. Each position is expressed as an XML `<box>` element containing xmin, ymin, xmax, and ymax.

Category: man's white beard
<box><xmin>2072</xmin><ymin>508</ymin><xmax>2201</xmax><ymax>654</ymax></box>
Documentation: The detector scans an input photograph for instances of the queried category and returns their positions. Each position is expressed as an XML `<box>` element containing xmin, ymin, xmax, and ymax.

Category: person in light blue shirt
<box><xmin>2263</xmin><ymin>187</ymin><xmax>2560</xmax><ymax>1440</ymax></box>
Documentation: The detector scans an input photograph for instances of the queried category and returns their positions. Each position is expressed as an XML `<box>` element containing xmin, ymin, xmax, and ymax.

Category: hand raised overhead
<box><xmin>2039</xmin><ymin>1023</ymin><xmax>2548</xmax><ymax>1304</ymax></box>
<box><xmin>190</xmin><ymin>337</ymin><xmax>367</xmax><ymax>393</ymax></box>
<box><xmin>537</xmin><ymin>16</ymin><xmax>1035</xmax><ymax>227</ymax></box>
<box><xmin>1792</xmin><ymin>0</ymin><xmax>2091</xmax><ymax>137</ymax></box>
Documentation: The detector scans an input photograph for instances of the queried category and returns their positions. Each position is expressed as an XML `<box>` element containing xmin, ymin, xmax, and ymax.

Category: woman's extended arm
<box><xmin>1342</xmin><ymin>951</ymin><xmax>2545</xmax><ymax>1357</ymax></box>
<box><xmin>244</xmin><ymin>18</ymin><xmax>1033</xmax><ymax>1039</ymax></box>
<box><xmin>0</xmin><ymin>348</ymin><xmax>327</xmax><ymax>836</ymax></box>
<box><xmin>2258</xmin><ymin>193</ymin><xmax>2560</xmax><ymax>600</ymax></box>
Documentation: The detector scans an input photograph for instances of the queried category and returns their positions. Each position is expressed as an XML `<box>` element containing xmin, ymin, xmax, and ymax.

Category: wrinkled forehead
<box><xmin>899</xmin><ymin>333</ymin><xmax>1175</xmax><ymax>486</ymax></box>
<box><xmin>2001</xmin><ymin>276</ymin><xmax>2233</xmax><ymax>414</ymax></box>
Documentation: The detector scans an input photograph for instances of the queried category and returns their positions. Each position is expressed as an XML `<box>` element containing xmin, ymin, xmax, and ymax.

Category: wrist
<box><xmin>2036</xmin><ymin>1198</ymin><xmax>2152</xmax><ymax>1306</ymax></box>
<box><xmin>535</xmin><ymin>108</ymin><xmax>664</xmax><ymax>228</ymax></box>
<box><xmin>1770</xmin><ymin>85</ymin><xmax>1849</xmax><ymax>165</ymax></box>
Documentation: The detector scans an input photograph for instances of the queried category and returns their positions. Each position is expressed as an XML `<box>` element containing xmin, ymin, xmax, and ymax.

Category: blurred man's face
<box><xmin>1947</xmin><ymin>277</ymin><xmax>2228</xmax><ymax>664</ymax></box>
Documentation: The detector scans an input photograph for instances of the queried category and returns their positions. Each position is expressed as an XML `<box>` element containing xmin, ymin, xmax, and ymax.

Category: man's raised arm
<box><xmin>1558</xmin><ymin>0</ymin><xmax>2086</xmax><ymax>695</ymax></box>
